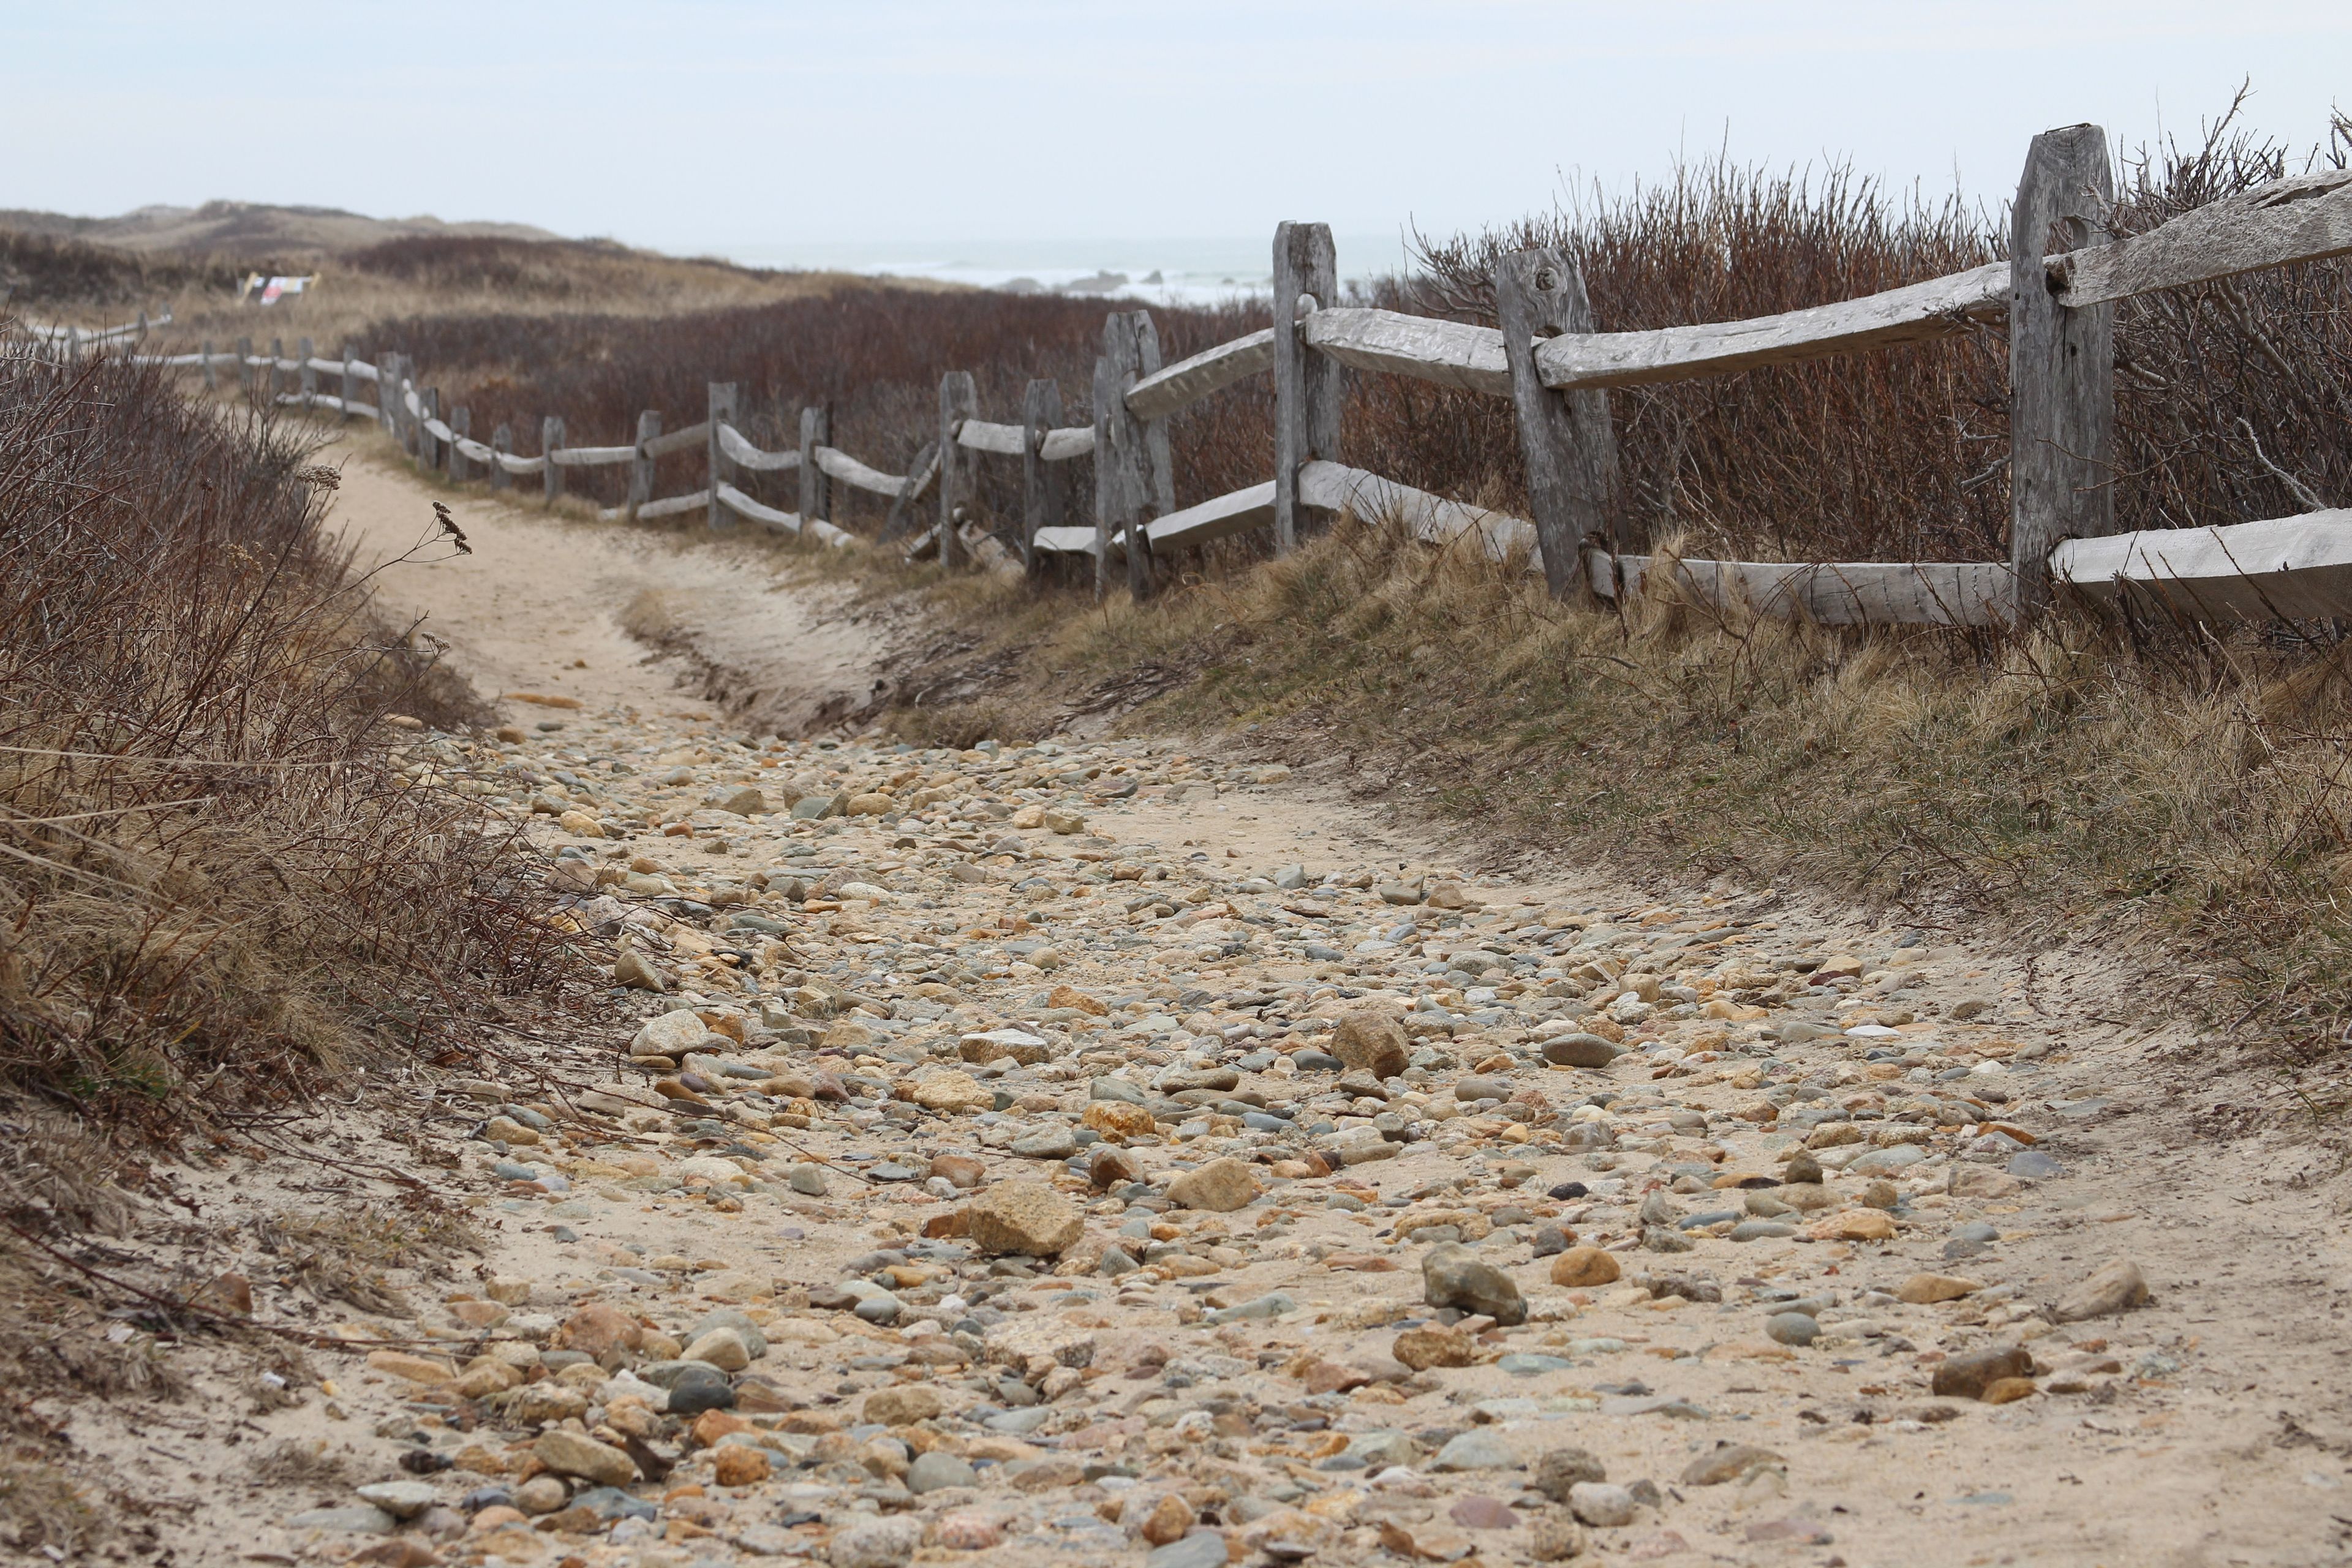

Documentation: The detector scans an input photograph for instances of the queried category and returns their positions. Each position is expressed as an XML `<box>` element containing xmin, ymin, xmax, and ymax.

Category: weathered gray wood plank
<box><xmin>2054</xmin><ymin>510</ymin><xmax>2352</xmax><ymax>620</ymax></box>
<box><xmin>1496</xmin><ymin>247</ymin><xmax>1617</xmax><ymax>597</ymax></box>
<box><xmin>1273</xmin><ymin>222</ymin><xmax>1342</xmax><ymax>553</ymax></box>
<box><xmin>956</xmin><ymin>419</ymin><xmax>1027</xmax><ymax>456</ymax></box>
<box><xmin>2009</xmin><ymin>123</ymin><xmax>2116</xmax><ymax>611</ymax></box>
<box><xmin>799</xmin><ymin>404</ymin><xmax>831</xmax><ymax>525</ymax></box>
<box><xmin>707</xmin><ymin>383</ymin><xmax>737</xmax><ymax>531</ymax></box>
<box><xmin>937</xmin><ymin>372</ymin><xmax>977</xmax><ymax>570</ymax></box>
<box><xmin>1143</xmin><ymin>480</ymin><xmax>1276</xmax><ymax>549</ymax></box>
<box><xmin>639</xmin><ymin>420</ymin><xmax>710</xmax><ymax>458</ymax></box>
<box><xmin>1021</xmin><ymin>378</ymin><xmax>1067</xmax><ymax>575</ymax></box>
<box><xmin>1597</xmin><ymin>554</ymin><xmax>2017</xmax><ymax>627</ymax></box>
<box><xmin>541</xmin><ymin>416</ymin><xmax>565</xmax><ymax>506</ymax></box>
<box><xmin>717</xmin><ymin>424</ymin><xmax>800</xmax><ymax>471</ymax></box>
<box><xmin>1125</xmin><ymin>327</ymin><xmax>1278</xmax><ymax>421</ymax></box>
<box><xmin>1303</xmin><ymin>307</ymin><xmax>1510</xmax><ymax>394</ymax></box>
<box><xmin>2057</xmin><ymin>166</ymin><xmax>2352</xmax><ymax>306</ymax></box>
<box><xmin>815</xmin><ymin>447</ymin><xmax>907</xmax><ymax>496</ymax></box>
<box><xmin>1037</xmin><ymin>426</ymin><xmax>1095</xmax><ymax>461</ymax></box>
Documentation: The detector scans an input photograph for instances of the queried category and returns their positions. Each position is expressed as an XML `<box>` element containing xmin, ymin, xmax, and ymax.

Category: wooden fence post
<box><xmin>2009</xmin><ymin>123</ymin><xmax>2116</xmax><ymax>614</ymax></box>
<box><xmin>1131</xmin><ymin>309</ymin><xmax>1175</xmax><ymax>546</ymax></box>
<box><xmin>628</xmin><ymin>409</ymin><xmax>660</xmax><ymax>521</ymax></box>
<box><xmin>938</xmin><ymin>372</ymin><xmax>976</xmax><ymax>570</ymax></box>
<box><xmin>542</xmin><ymin>415</ymin><xmax>565</xmax><ymax>507</ymax></box>
<box><xmin>450</xmin><ymin>406</ymin><xmax>472</xmax><ymax>483</ymax></box>
<box><xmin>1272</xmin><ymin>221</ymin><xmax>1342</xmax><ymax>553</ymax></box>
<box><xmin>339</xmin><ymin>344</ymin><xmax>356</xmax><ymax>418</ymax></box>
<box><xmin>1496</xmin><ymin>247</ymin><xmax>1621</xmax><ymax>598</ymax></box>
<box><xmin>297</xmin><ymin>336</ymin><xmax>316</xmax><ymax>408</ymax></box>
<box><xmin>798</xmin><ymin>405</ymin><xmax>830</xmax><ymax>526</ymax></box>
<box><xmin>1020</xmin><ymin>377</ymin><xmax>1065</xmax><ymax>576</ymax></box>
<box><xmin>201</xmin><ymin>339</ymin><xmax>217</xmax><ymax>392</ymax></box>
<box><xmin>707</xmin><ymin>383</ymin><xmax>737</xmax><ymax>530</ymax></box>
<box><xmin>420</xmin><ymin>388</ymin><xmax>441</xmax><ymax>475</ymax></box>
<box><xmin>1091</xmin><ymin>351</ymin><xmax>1119</xmax><ymax>597</ymax></box>
<box><xmin>235</xmin><ymin>336</ymin><xmax>253</xmax><ymax>398</ymax></box>
<box><xmin>1093</xmin><ymin>312</ymin><xmax>1162</xmax><ymax>599</ymax></box>
<box><xmin>268</xmin><ymin>337</ymin><xmax>284</xmax><ymax>402</ymax></box>
<box><xmin>490</xmin><ymin>423</ymin><xmax>513</xmax><ymax>491</ymax></box>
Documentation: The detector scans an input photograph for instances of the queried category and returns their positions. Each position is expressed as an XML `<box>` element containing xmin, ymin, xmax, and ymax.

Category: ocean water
<box><xmin>705</xmin><ymin>233</ymin><xmax>1413</xmax><ymax>307</ymax></box>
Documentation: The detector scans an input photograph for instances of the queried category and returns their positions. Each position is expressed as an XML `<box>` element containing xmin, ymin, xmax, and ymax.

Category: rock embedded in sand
<box><xmin>1331</xmin><ymin>1008</ymin><xmax>1410</xmax><ymax>1080</ymax></box>
<box><xmin>1550</xmin><ymin>1246</ymin><xmax>1620</xmax><ymax>1287</ymax></box>
<box><xmin>531</xmin><ymin>1430</ymin><xmax>635</xmax><ymax>1488</ymax></box>
<box><xmin>2053</xmin><ymin>1259</ymin><xmax>2149</xmax><ymax>1322</ymax></box>
<box><xmin>1167</xmin><ymin>1157</ymin><xmax>1258</xmax><ymax>1212</ymax></box>
<box><xmin>964</xmin><ymin>1179</ymin><xmax>1084</xmax><ymax>1256</ymax></box>
<box><xmin>1422</xmin><ymin>1242</ymin><xmax>1526</xmax><ymax>1325</ymax></box>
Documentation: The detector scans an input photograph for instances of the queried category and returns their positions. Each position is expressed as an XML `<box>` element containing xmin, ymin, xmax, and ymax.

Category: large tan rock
<box><xmin>1167</xmin><ymin>1158</ymin><xmax>1258</xmax><ymax>1212</ymax></box>
<box><xmin>1392</xmin><ymin>1323</ymin><xmax>1477</xmax><ymax>1370</ymax></box>
<box><xmin>912</xmin><ymin>1071</ymin><xmax>994</xmax><ymax>1115</ymax></box>
<box><xmin>1082</xmin><ymin>1100</ymin><xmax>1156</xmax><ymax>1140</ymax></box>
<box><xmin>2053</xmin><ymin>1259</ymin><xmax>2149</xmax><ymax>1322</ymax></box>
<box><xmin>1806</xmin><ymin>1208</ymin><xmax>1896</xmax><ymax>1242</ymax></box>
<box><xmin>863</xmin><ymin>1385</ymin><xmax>944</xmax><ymax>1425</ymax></box>
<box><xmin>1331</xmin><ymin>1009</ymin><xmax>1410</xmax><ymax>1080</ymax></box>
<box><xmin>964</xmin><ymin>1180</ymin><xmax>1084</xmax><ymax>1257</ymax></box>
<box><xmin>532</xmin><ymin>1429</ymin><xmax>635</xmax><ymax>1487</ymax></box>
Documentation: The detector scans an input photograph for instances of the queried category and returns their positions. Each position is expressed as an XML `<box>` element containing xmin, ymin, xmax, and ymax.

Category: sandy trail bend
<box><xmin>45</xmin><ymin>439</ymin><xmax>2352</xmax><ymax>1568</ymax></box>
<box><xmin>325</xmin><ymin>439</ymin><xmax>893</xmax><ymax>728</ymax></box>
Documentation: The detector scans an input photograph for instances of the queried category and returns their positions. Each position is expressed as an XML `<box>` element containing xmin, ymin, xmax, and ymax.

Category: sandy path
<box><xmin>325</xmin><ymin>435</ymin><xmax>896</xmax><ymax>729</ymax></box>
<box><xmin>34</xmin><ymin>448</ymin><xmax>2352</xmax><ymax>1568</ymax></box>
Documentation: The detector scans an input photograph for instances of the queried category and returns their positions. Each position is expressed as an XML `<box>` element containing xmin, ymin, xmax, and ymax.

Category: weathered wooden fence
<box><xmin>18</xmin><ymin>123</ymin><xmax>2352</xmax><ymax>627</ymax></box>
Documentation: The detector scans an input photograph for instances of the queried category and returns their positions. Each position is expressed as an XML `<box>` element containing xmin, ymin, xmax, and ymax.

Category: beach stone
<box><xmin>1010</xmin><ymin>1125</ymin><xmax>1077</xmax><ymax>1159</ymax></box>
<box><xmin>964</xmin><ymin>1180</ymin><xmax>1084</xmax><ymax>1256</ymax></box>
<box><xmin>1332</xmin><ymin>1009</ymin><xmax>1410</xmax><ymax>1080</ymax></box>
<box><xmin>1167</xmin><ymin>1157</ymin><xmax>1258</xmax><ymax>1212</ymax></box>
<box><xmin>829</xmin><ymin>1516</ymin><xmax>923</xmax><ymax>1568</ymax></box>
<box><xmin>1529</xmin><ymin>1515</ymin><xmax>1590</xmax><ymax>1560</ymax></box>
<box><xmin>932</xmin><ymin>1511</ymin><xmax>1005</xmax><ymax>1550</ymax></box>
<box><xmin>1932</xmin><ymin>1344</ymin><xmax>2033</xmax><ymax>1400</ymax></box>
<box><xmin>930</xmin><ymin>1153</ymin><xmax>986</xmax><ymax>1189</ymax></box>
<box><xmin>1569</xmin><ymin>1483</ymin><xmax>1637</xmax><ymax>1527</ymax></box>
<box><xmin>283</xmin><ymin>1506</ymin><xmax>398</xmax><ymax>1535</ymax></box>
<box><xmin>512</xmin><ymin>1476</ymin><xmax>569</xmax><ymax>1515</ymax></box>
<box><xmin>613</xmin><ymin>948</ymin><xmax>667</xmax><ymax>992</ymax></box>
<box><xmin>1540</xmin><ymin>1033</ymin><xmax>1623</xmax><ymax>1069</ymax></box>
<box><xmin>1139</xmin><ymin>1493</ymin><xmax>1196</xmax><ymax>1545</ymax></box>
<box><xmin>788</xmin><ymin>1164</ymin><xmax>829</xmax><ymax>1196</ymax></box>
<box><xmin>531</xmin><ymin>1430</ymin><xmax>634</xmax><ymax>1488</ymax></box>
<box><xmin>353</xmin><ymin>1482</ymin><xmax>440</xmax><ymax>1520</ymax></box>
<box><xmin>907</xmin><ymin>1451</ymin><xmax>978</xmax><ymax>1493</ymax></box>
<box><xmin>1896</xmin><ymin>1273</ymin><xmax>1982</xmax><ymax>1305</ymax></box>
<box><xmin>865</xmin><ymin>1385</ymin><xmax>944</xmax><ymax>1425</ymax></box>
<box><xmin>631</xmin><ymin>1009</ymin><xmax>712</xmax><ymax>1058</ymax></box>
<box><xmin>2053</xmin><ymin>1259</ymin><xmax>2149</xmax><ymax>1322</ymax></box>
<box><xmin>1807</xmin><ymin>1208</ymin><xmax>1896</xmax><ymax>1242</ymax></box>
<box><xmin>1681</xmin><ymin>1444</ymin><xmax>1782</xmax><ymax>1487</ymax></box>
<box><xmin>1392</xmin><ymin>1323</ymin><xmax>1477</xmax><ymax>1370</ymax></box>
<box><xmin>1533</xmin><ymin>1446</ymin><xmax>1607</xmax><ymax>1499</ymax></box>
<box><xmin>1550</xmin><ymin>1246</ymin><xmax>1621</xmax><ymax>1287</ymax></box>
<box><xmin>1432</xmin><ymin>1429</ymin><xmax>1520</xmax><ymax>1472</ymax></box>
<box><xmin>914</xmin><ymin>1071</ymin><xmax>995</xmax><ymax>1115</ymax></box>
<box><xmin>1765</xmin><ymin>1312</ymin><xmax>1820</xmax><ymax>1347</ymax></box>
<box><xmin>1083</xmin><ymin>1100</ymin><xmax>1157</xmax><ymax>1139</ymax></box>
<box><xmin>683</xmin><ymin>1326</ymin><xmax>750</xmax><ymax>1371</ymax></box>
<box><xmin>1782</xmin><ymin>1152</ymin><xmax>1823</xmax><ymax>1184</ymax></box>
<box><xmin>719</xmin><ymin>786</ymin><xmax>767</xmax><ymax>816</ymax></box>
<box><xmin>1145</xmin><ymin>1534</ymin><xmax>1229</xmax><ymax>1568</ymax></box>
<box><xmin>1450</xmin><ymin>1495</ymin><xmax>1520</xmax><ymax>1530</ymax></box>
<box><xmin>1422</xmin><ymin>1242</ymin><xmax>1526</xmax><ymax>1325</ymax></box>
<box><xmin>714</xmin><ymin>1446</ymin><xmax>771</xmax><ymax>1486</ymax></box>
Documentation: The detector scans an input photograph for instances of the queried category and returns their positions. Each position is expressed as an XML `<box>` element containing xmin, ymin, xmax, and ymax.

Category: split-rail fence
<box><xmin>17</xmin><ymin>123</ymin><xmax>2352</xmax><ymax>628</ymax></box>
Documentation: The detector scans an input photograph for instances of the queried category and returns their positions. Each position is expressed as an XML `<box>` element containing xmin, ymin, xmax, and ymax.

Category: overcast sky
<box><xmin>7</xmin><ymin>1</ymin><xmax>2348</xmax><ymax>256</ymax></box>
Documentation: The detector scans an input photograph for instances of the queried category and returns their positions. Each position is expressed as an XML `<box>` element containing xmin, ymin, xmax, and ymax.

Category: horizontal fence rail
<box><xmin>10</xmin><ymin>134</ymin><xmax>2350</xmax><ymax>628</ymax></box>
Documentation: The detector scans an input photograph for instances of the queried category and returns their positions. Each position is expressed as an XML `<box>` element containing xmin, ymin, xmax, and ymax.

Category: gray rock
<box><xmin>1540</xmin><ymin>1033</ymin><xmax>1623</xmax><ymax>1069</ymax></box>
<box><xmin>905</xmin><ymin>1450</ymin><xmax>978</xmax><ymax>1493</ymax></box>
<box><xmin>1729</xmin><ymin>1219</ymin><xmax>1797</xmax><ymax>1242</ymax></box>
<box><xmin>1347</xmin><ymin>1431</ymin><xmax>1423</xmax><ymax>1468</ymax></box>
<box><xmin>1207</xmin><ymin>1292</ymin><xmax>1295</xmax><ymax>1324</ymax></box>
<box><xmin>353</xmin><ymin>1481</ymin><xmax>439</xmax><ymax>1520</ymax></box>
<box><xmin>828</xmin><ymin>1516</ymin><xmax>922</xmax><ymax>1568</ymax></box>
<box><xmin>685</xmin><ymin>1307</ymin><xmax>769</xmax><ymax>1360</ymax></box>
<box><xmin>788</xmin><ymin>1164</ymin><xmax>830</xmax><ymax>1196</ymax></box>
<box><xmin>1568</xmin><ymin>1482</ymin><xmax>1638</xmax><ymax>1527</ymax></box>
<box><xmin>853</xmin><ymin>1292</ymin><xmax>903</xmax><ymax>1325</ymax></box>
<box><xmin>1433</xmin><ymin>1429</ymin><xmax>1521</xmax><ymax>1472</ymax></box>
<box><xmin>2009</xmin><ymin>1149</ymin><xmax>2064</xmax><ymax>1178</ymax></box>
<box><xmin>1090</xmin><ymin>1077</ymin><xmax>1148</xmax><ymax>1105</ymax></box>
<box><xmin>1765</xmin><ymin>1312</ymin><xmax>1820</xmax><ymax>1347</ymax></box>
<box><xmin>1147</xmin><ymin>1534</ymin><xmax>1232</xmax><ymax>1568</ymax></box>
<box><xmin>284</xmin><ymin>1506</ymin><xmax>398</xmax><ymax>1534</ymax></box>
<box><xmin>1422</xmin><ymin>1242</ymin><xmax>1526</xmax><ymax>1325</ymax></box>
<box><xmin>1012</xmin><ymin>1126</ymin><xmax>1077</xmax><ymax>1159</ymax></box>
<box><xmin>1532</xmin><ymin>1446</ymin><xmax>1607</xmax><ymax>1501</ymax></box>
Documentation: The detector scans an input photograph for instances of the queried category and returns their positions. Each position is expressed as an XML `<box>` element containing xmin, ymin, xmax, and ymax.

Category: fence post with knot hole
<box><xmin>2009</xmin><ymin>123</ymin><xmax>2116</xmax><ymax>615</ymax></box>
<box><xmin>1496</xmin><ymin>247</ymin><xmax>1622</xmax><ymax>598</ymax></box>
<box><xmin>1273</xmin><ymin>222</ymin><xmax>1341</xmax><ymax>554</ymax></box>
<box><xmin>799</xmin><ymin>404</ymin><xmax>829</xmax><ymax>527</ymax></box>
<box><xmin>1020</xmin><ymin>378</ymin><xmax>1065</xmax><ymax>578</ymax></box>
<box><xmin>450</xmin><ymin>406</ymin><xmax>472</xmax><ymax>483</ymax></box>
<box><xmin>490</xmin><ymin>424</ymin><xmax>512</xmax><ymax>491</ymax></box>
<box><xmin>543</xmin><ymin>415</ymin><xmax>565</xmax><ymax>507</ymax></box>
<box><xmin>708</xmin><ymin>383</ymin><xmax>737</xmax><ymax>530</ymax></box>
<box><xmin>629</xmin><ymin>409</ymin><xmax>660</xmax><ymax>521</ymax></box>
<box><xmin>938</xmin><ymin>372</ymin><xmax>978</xmax><ymax>570</ymax></box>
